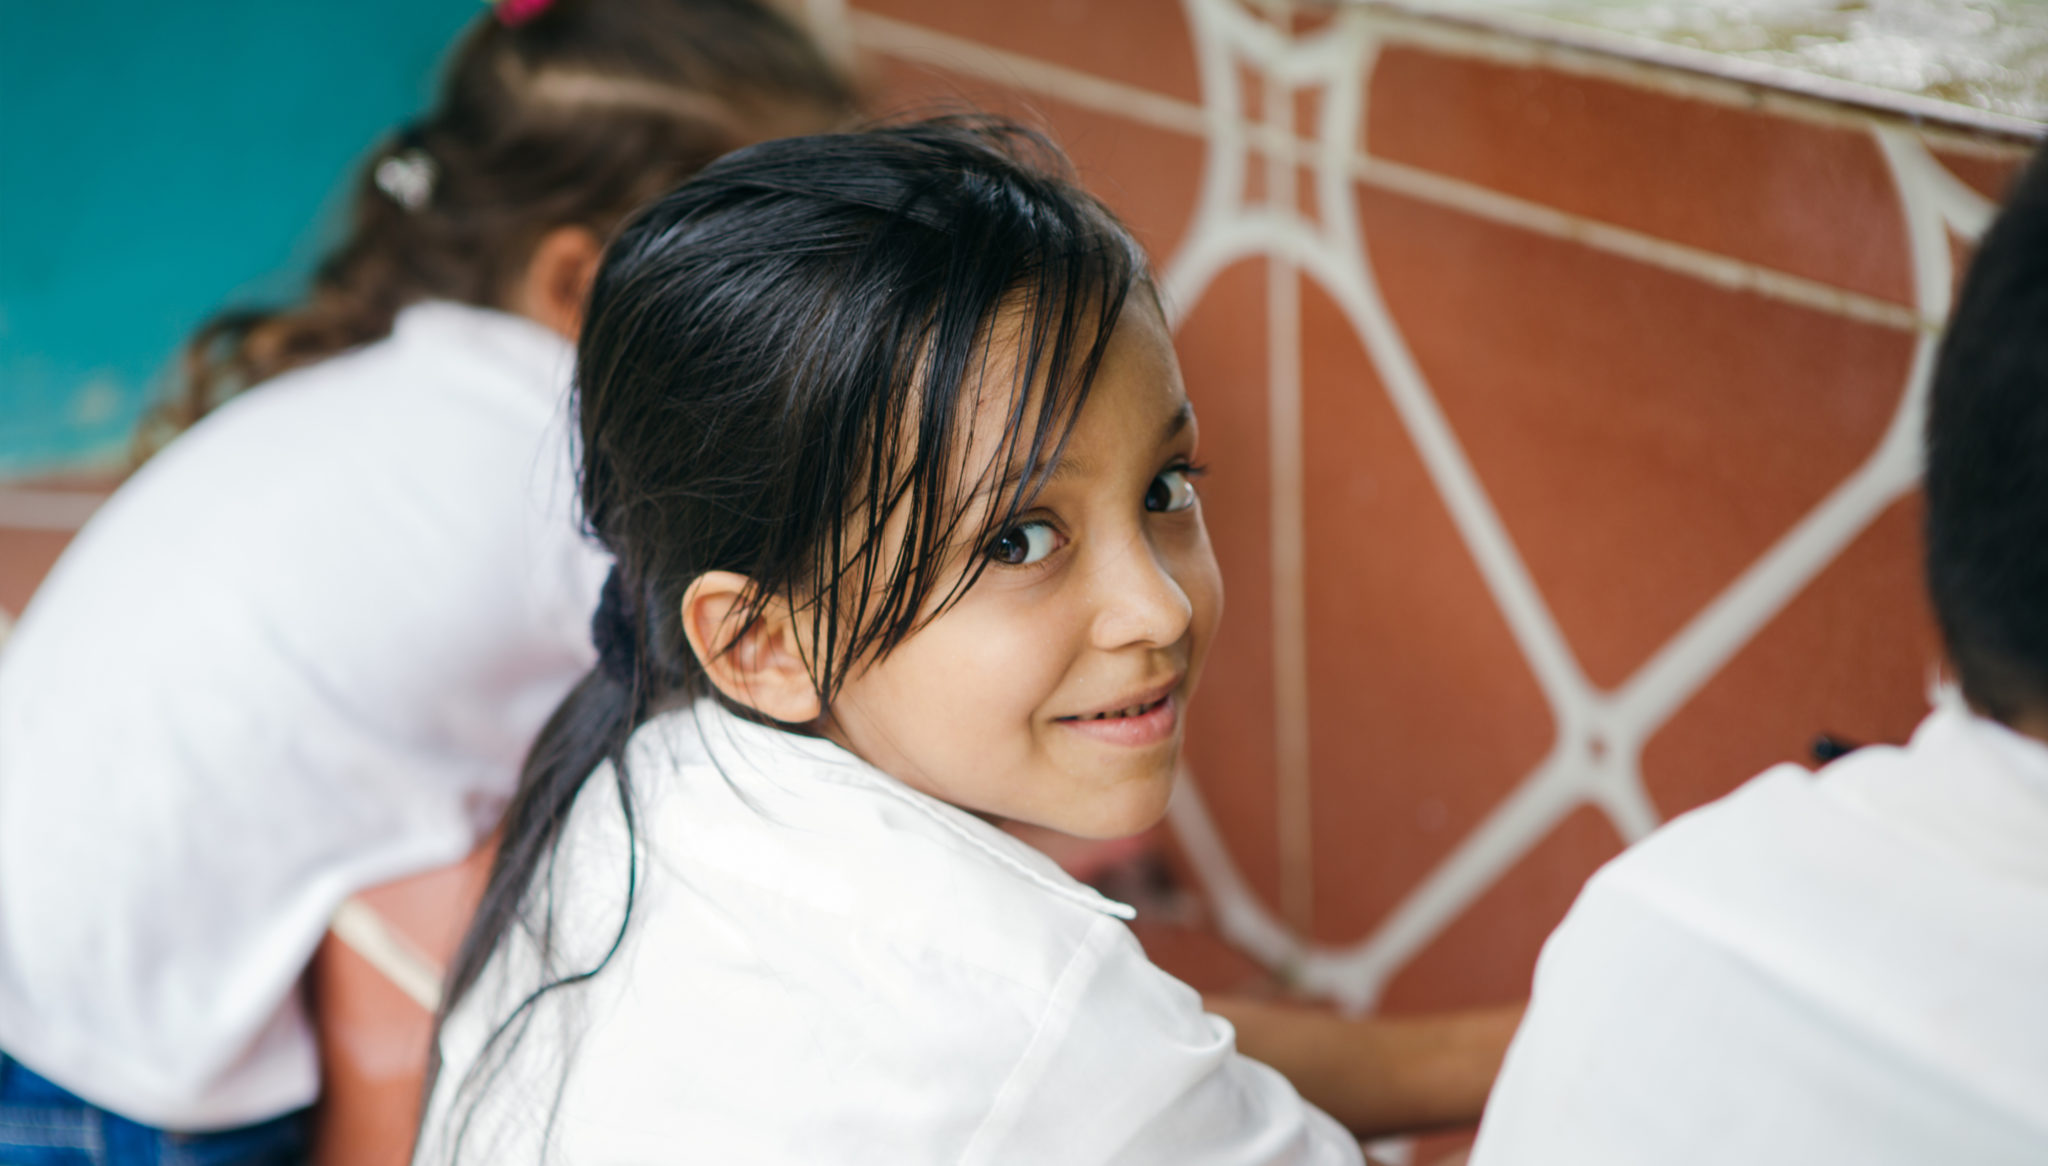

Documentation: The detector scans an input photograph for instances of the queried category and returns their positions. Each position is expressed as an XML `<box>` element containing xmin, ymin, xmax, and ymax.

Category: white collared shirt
<box><xmin>1471</xmin><ymin>699</ymin><xmax>2048</xmax><ymax>1164</ymax></box>
<box><xmin>419</xmin><ymin>699</ymin><xmax>1361</xmax><ymax>1165</ymax></box>
<box><xmin>0</xmin><ymin>302</ymin><xmax>607</xmax><ymax>1129</ymax></box>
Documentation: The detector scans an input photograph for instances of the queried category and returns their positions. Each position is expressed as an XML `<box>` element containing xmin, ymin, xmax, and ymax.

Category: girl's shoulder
<box><xmin>615</xmin><ymin>701</ymin><xmax>1136</xmax><ymax>990</ymax></box>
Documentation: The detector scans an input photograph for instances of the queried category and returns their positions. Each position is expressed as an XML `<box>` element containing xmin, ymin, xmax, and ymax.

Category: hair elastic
<box><xmin>493</xmin><ymin>0</ymin><xmax>557</xmax><ymax>27</ymax></box>
<box><xmin>372</xmin><ymin>148</ymin><xmax>437</xmax><ymax>212</ymax></box>
<box><xmin>591</xmin><ymin>567</ymin><xmax>640</xmax><ymax>685</ymax></box>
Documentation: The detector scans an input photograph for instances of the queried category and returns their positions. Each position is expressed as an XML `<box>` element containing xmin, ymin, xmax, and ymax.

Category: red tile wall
<box><xmin>835</xmin><ymin>0</ymin><xmax>2031</xmax><ymax>1020</ymax></box>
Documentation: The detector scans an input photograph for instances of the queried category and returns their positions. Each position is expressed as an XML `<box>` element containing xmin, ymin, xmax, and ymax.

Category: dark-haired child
<box><xmin>1467</xmin><ymin>148</ymin><xmax>2048</xmax><ymax>1164</ymax></box>
<box><xmin>418</xmin><ymin>117</ymin><xmax>1364</xmax><ymax>1164</ymax></box>
<box><xmin>0</xmin><ymin>1</ymin><xmax>853</xmax><ymax>1158</ymax></box>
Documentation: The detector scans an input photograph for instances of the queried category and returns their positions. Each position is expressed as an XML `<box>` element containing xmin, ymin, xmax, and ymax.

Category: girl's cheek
<box><xmin>948</xmin><ymin>585</ymin><xmax>1079</xmax><ymax>681</ymax></box>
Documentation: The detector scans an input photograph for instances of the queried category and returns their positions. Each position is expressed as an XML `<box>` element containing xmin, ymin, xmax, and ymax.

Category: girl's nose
<box><xmin>1089</xmin><ymin>531</ymin><xmax>1195</xmax><ymax>650</ymax></box>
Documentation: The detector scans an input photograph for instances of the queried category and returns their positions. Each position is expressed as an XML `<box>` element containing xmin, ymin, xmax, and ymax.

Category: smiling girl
<box><xmin>417</xmin><ymin>118</ymin><xmax>1362</xmax><ymax>1164</ymax></box>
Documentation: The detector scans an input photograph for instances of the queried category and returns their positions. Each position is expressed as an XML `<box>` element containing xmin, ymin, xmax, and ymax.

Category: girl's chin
<box><xmin>1038</xmin><ymin>769</ymin><xmax>1177</xmax><ymax>842</ymax></box>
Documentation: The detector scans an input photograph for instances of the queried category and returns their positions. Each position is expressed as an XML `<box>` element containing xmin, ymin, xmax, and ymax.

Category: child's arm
<box><xmin>1205</xmin><ymin>997</ymin><xmax>1525</xmax><ymax>1140</ymax></box>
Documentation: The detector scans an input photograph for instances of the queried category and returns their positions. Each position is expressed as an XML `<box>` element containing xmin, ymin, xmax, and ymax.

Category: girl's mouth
<box><xmin>1056</xmin><ymin>691</ymin><xmax>1178</xmax><ymax>747</ymax></box>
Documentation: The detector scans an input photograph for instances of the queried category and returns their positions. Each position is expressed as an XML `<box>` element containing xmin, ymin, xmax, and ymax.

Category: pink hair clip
<box><xmin>493</xmin><ymin>0</ymin><xmax>556</xmax><ymax>27</ymax></box>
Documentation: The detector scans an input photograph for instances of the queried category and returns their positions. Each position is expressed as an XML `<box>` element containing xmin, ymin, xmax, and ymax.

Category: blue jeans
<box><xmin>0</xmin><ymin>1054</ymin><xmax>308</xmax><ymax>1165</ymax></box>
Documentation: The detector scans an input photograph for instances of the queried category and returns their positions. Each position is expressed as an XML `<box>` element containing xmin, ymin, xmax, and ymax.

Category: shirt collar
<box><xmin>1851</xmin><ymin>699</ymin><xmax>2048</xmax><ymax>884</ymax></box>
<box><xmin>675</xmin><ymin>698</ymin><xmax>1138</xmax><ymax>921</ymax></box>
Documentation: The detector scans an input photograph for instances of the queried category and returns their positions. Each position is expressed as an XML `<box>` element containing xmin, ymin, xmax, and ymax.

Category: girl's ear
<box><xmin>515</xmin><ymin>225</ymin><xmax>604</xmax><ymax>341</ymax></box>
<box><xmin>680</xmin><ymin>571</ymin><xmax>823</xmax><ymax>725</ymax></box>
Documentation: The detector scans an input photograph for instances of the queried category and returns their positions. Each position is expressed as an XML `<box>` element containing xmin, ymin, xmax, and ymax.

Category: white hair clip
<box><xmin>373</xmin><ymin>148</ymin><xmax>438</xmax><ymax>212</ymax></box>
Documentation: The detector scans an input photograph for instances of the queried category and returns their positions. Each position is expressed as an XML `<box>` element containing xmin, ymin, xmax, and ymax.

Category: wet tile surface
<box><xmin>1298</xmin><ymin>273</ymin><xmax>1556</xmax><ymax>946</ymax></box>
<box><xmin>1175</xmin><ymin>259</ymin><xmax>1286</xmax><ymax>915</ymax></box>
<box><xmin>1367</xmin><ymin>47</ymin><xmax>1918</xmax><ymax>305</ymax></box>
<box><xmin>1641</xmin><ymin>495</ymin><xmax>1940</xmax><ymax>817</ymax></box>
<box><xmin>1363</xmin><ymin>182</ymin><xmax>1918</xmax><ymax>690</ymax></box>
<box><xmin>854</xmin><ymin>0</ymin><xmax>1203</xmax><ymax>105</ymax></box>
<box><xmin>1379</xmin><ymin>805</ymin><xmax>1623</xmax><ymax>1011</ymax></box>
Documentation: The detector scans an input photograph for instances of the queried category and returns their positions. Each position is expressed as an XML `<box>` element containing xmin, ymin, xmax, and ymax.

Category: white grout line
<box><xmin>0</xmin><ymin>489</ymin><xmax>107</xmax><ymax>532</ymax></box>
<box><xmin>1262</xmin><ymin>31</ymin><xmax>1316</xmax><ymax>938</ymax></box>
<box><xmin>330</xmin><ymin>896</ymin><xmax>445</xmax><ymax>1013</ymax></box>
<box><xmin>1346</xmin><ymin>152</ymin><xmax>1929</xmax><ymax>333</ymax></box>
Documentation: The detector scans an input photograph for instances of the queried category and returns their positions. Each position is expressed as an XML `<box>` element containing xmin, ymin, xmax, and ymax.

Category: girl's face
<box><xmin>823</xmin><ymin>301</ymin><xmax>1222</xmax><ymax>839</ymax></box>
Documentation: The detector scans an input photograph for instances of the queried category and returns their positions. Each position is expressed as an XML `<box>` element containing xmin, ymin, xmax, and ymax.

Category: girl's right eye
<box><xmin>987</xmin><ymin>520</ymin><xmax>1062</xmax><ymax>567</ymax></box>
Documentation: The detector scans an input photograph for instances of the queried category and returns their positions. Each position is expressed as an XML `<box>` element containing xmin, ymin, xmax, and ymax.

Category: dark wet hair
<box><xmin>1925</xmin><ymin>145</ymin><xmax>2048</xmax><ymax>726</ymax></box>
<box><xmin>140</xmin><ymin>0</ymin><xmax>854</xmax><ymax>457</ymax></box>
<box><xmin>427</xmin><ymin>115</ymin><xmax>1149</xmax><ymax>1159</ymax></box>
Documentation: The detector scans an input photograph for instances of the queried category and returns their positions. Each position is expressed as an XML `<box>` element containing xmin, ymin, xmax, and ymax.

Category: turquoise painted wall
<box><xmin>0</xmin><ymin>0</ymin><xmax>479</xmax><ymax>475</ymax></box>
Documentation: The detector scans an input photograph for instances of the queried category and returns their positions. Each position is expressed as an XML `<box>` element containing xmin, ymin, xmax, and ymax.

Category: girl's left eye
<box><xmin>987</xmin><ymin>520</ymin><xmax>1062</xmax><ymax>566</ymax></box>
<box><xmin>1145</xmin><ymin>466</ymin><xmax>1201</xmax><ymax>513</ymax></box>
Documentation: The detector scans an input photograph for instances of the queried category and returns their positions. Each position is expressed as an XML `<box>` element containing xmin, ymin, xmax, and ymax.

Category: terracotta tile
<box><xmin>0</xmin><ymin>528</ymin><xmax>73</xmax><ymax>619</ymax></box>
<box><xmin>1174</xmin><ymin>258</ymin><xmax>1286</xmax><ymax>919</ymax></box>
<box><xmin>868</xmin><ymin>56</ymin><xmax>1205</xmax><ymax>262</ymax></box>
<box><xmin>1288</xmin><ymin>8</ymin><xmax>1338</xmax><ymax>38</ymax></box>
<box><xmin>1242</xmin><ymin>144</ymin><xmax>1269</xmax><ymax>211</ymax></box>
<box><xmin>1294</xmin><ymin>162</ymin><xmax>1319</xmax><ymax>226</ymax></box>
<box><xmin>849</xmin><ymin>0</ymin><xmax>1201</xmax><ymax>105</ymax></box>
<box><xmin>1366</xmin><ymin>47</ymin><xmax>1914</xmax><ymax>305</ymax></box>
<box><xmin>1640</xmin><ymin>495</ymin><xmax>1939</xmax><ymax>817</ymax></box>
<box><xmin>1132</xmin><ymin>913</ymin><xmax>1278</xmax><ymax>996</ymax></box>
<box><xmin>1292</xmin><ymin>87</ymin><xmax>1320</xmax><ymax>145</ymax></box>
<box><xmin>1360</xmin><ymin>182</ymin><xmax>1917</xmax><ymax>690</ymax></box>
<box><xmin>1239</xmin><ymin>60</ymin><xmax>1267</xmax><ymax>127</ymax></box>
<box><xmin>1931</xmin><ymin>147</ymin><xmax>2024</xmax><ymax>204</ymax></box>
<box><xmin>1296</xmin><ymin>273</ymin><xmax>1555</xmax><ymax>946</ymax></box>
<box><xmin>1378</xmin><ymin>804</ymin><xmax>1623</xmax><ymax>1011</ymax></box>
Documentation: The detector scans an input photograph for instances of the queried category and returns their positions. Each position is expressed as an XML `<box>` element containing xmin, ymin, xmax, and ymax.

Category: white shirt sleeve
<box><xmin>967</xmin><ymin>918</ymin><xmax>1363</xmax><ymax>1166</ymax></box>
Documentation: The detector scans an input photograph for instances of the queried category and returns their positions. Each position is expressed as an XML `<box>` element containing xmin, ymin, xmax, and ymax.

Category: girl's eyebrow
<box><xmin>984</xmin><ymin>397</ymin><xmax>1196</xmax><ymax>499</ymax></box>
<box><xmin>1163</xmin><ymin>398</ymin><xmax>1193</xmax><ymax>440</ymax></box>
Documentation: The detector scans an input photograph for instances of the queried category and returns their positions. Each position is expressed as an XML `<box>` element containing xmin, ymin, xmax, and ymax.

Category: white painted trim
<box><xmin>1259</xmin><ymin>10</ymin><xmax>1317</xmax><ymax>937</ymax></box>
<box><xmin>0</xmin><ymin>489</ymin><xmax>106</xmax><ymax>532</ymax></box>
<box><xmin>330</xmin><ymin>896</ymin><xmax>445</xmax><ymax>1013</ymax></box>
<box><xmin>1347</xmin><ymin>152</ymin><xmax>1929</xmax><ymax>333</ymax></box>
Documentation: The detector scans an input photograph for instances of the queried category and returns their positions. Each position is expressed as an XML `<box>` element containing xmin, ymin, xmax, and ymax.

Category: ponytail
<box><xmin>428</xmin><ymin>568</ymin><xmax>648</xmax><ymax>1157</ymax></box>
